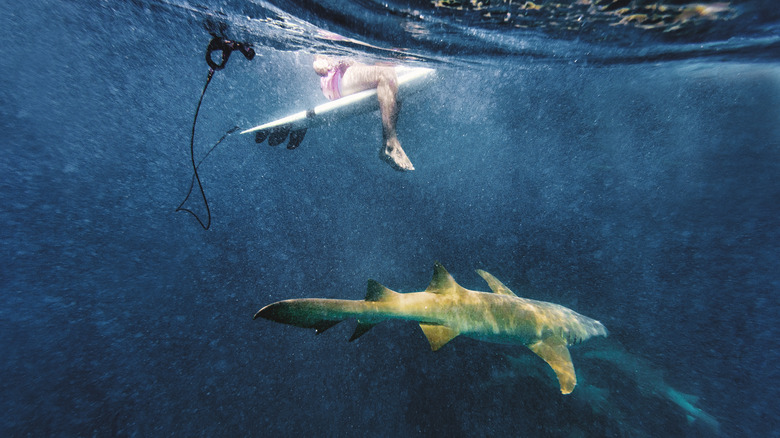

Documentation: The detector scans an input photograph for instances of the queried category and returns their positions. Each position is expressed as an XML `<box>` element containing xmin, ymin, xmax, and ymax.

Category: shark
<box><xmin>254</xmin><ymin>262</ymin><xmax>607</xmax><ymax>394</ymax></box>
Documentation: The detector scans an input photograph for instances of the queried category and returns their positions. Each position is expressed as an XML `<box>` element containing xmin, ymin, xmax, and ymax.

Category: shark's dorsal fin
<box><xmin>475</xmin><ymin>269</ymin><xmax>518</xmax><ymax>297</ymax></box>
<box><xmin>365</xmin><ymin>279</ymin><xmax>399</xmax><ymax>302</ymax></box>
<box><xmin>528</xmin><ymin>335</ymin><xmax>577</xmax><ymax>394</ymax></box>
<box><xmin>425</xmin><ymin>262</ymin><xmax>466</xmax><ymax>295</ymax></box>
<box><xmin>419</xmin><ymin>323</ymin><xmax>459</xmax><ymax>351</ymax></box>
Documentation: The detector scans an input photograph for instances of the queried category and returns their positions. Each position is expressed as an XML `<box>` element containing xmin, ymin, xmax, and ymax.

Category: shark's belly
<box><xmin>454</xmin><ymin>313</ymin><xmax>539</xmax><ymax>345</ymax></box>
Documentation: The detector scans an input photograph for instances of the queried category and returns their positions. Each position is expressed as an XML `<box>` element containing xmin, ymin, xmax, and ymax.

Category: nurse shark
<box><xmin>254</xmin><ymin>262</ymin><xmax>607</xmax><ymax>394</ymax></box>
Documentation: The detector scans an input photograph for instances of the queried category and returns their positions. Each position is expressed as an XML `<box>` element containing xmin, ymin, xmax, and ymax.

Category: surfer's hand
<box><xmin>313</xmin><ymin>56</ymin><xmax>331</xmax><ymax>76</ymax></box>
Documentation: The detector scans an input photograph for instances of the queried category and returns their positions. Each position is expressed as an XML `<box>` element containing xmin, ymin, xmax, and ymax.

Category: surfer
<box><xmin>313</xmin><ymin>56</ymin><xmax>414</xmax><ymax>171</ymax></box>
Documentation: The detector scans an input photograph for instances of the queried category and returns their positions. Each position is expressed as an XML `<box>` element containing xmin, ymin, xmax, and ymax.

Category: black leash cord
<box><xmin>176</xmin><ymin>68</ymin><xmax>216</xmax><ymax>230</ymax></box>
<box><xmin>176</xmin><ymin>36</ymin><xmax>255</xmax><ymax>230</ymax></box>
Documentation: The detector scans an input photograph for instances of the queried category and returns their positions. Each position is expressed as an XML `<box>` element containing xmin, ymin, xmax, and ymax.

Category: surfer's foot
<box><xmin>380</xmin><ymin>137</ymin><xmax>414</xmax><ymax>171</ymax></box>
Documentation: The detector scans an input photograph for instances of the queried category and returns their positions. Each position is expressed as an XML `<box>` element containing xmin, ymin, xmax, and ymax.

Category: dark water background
<box><xmin>1</xmin><ymin>0</ymin><xmax>778</xmax><ymax>436</ymax></box>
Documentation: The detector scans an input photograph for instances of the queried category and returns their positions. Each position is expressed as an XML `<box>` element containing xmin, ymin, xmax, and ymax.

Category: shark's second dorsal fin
<box><xmin>365</xmin><ymin>279</ymin><xmax>399</xmax><ymax>302</ymax></box>
<box><xmin>425</xmin><ymin>262</ymin><xmax>466</xmax><ymax>295</ymax></box>
<box><xmin>475</xmin><ymin>269</ymin><xmax>518</xmax><ymax>297</ymax></box>
<box><xmin>352</xmin><ymin>281</ymin><xmax>399</xmax><ymax>341</ymax></box>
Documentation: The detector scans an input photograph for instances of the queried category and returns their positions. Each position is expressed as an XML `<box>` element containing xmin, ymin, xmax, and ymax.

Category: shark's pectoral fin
<box><xmin>528</xmin><ymin>336</ymin><xmax>577</xmax><ymax>394</ymax></box>
<box><xmin>419</xmin><ymin>324</ymin><xmax>459</xmax><ymax>351</ymax></box>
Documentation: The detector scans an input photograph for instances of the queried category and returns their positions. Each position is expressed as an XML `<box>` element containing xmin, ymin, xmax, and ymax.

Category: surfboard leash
<box><xmin>176</xmin><ymin>36</ymin><xmax>255</xmax><ymax>230</ymax></box>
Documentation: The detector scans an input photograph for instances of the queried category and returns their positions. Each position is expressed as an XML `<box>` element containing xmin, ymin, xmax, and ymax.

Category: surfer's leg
<box><xmin>342</xmin><ymin>66</ymin><xmax>414</xmax><ymax>171</ymax></box>
<box><xmin>376</xmin><ymin>70</ymin><xmax>414</xmax><ymax>171</ymax></box>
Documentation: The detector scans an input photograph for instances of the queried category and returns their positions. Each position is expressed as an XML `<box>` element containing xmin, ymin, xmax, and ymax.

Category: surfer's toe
<box><xmin>381</xmin><ymin>139</ymin><xmax>414</xmax><ymax>171</ymax></box>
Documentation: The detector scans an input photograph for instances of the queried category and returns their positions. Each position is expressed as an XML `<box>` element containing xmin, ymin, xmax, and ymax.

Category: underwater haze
<box><xmin>1</xmin><ymin>0</ymin><xmax>779</xmax><ymax>436</ymax></box>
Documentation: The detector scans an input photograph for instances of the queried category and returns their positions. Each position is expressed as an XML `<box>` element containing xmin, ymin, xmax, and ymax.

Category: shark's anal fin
<box><xmin>528</xmin><ymin>336</ymin><xmax>577</xmax><ymax>394</ymax></box>
<box><xmin>475</xmin><ymin>269</ymin><xmax>518</xmax><ymax>297</ymax></box>
<box><xmin>419</xmin><ymin>323</ymin><xmax>459</xmax><ymax>351</ymax></box>
<box><xmin>349</xmin><ymin>320</ymin><xmax>377</xmax><ymax>342</ymax></box>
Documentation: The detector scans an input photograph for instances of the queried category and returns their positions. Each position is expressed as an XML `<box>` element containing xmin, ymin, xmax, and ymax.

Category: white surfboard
<box><xmin>242</xmin><ymin>66</ymin><xmax>435</xmax><ymax>148</ymax></box>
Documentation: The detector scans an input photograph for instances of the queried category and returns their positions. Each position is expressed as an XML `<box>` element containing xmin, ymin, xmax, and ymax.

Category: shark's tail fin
<box><xmin>253</xmin><ymin>298</ymin><xmax>349</xmax><ymax>335</ymax></box>
<box><xmin>254</xmin><ymin>280</ymin><xmax>400</xmax><ymax>340</ymax></box>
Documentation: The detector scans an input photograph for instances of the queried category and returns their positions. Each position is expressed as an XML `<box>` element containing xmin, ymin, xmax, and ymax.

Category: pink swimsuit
<box><xmin>320</xmin><ymin>63</ymin><xmax>349</xmax><ymax>101</ymax></box>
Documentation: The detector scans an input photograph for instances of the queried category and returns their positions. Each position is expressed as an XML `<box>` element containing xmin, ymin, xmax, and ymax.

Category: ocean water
<box><xmin>1</xmin><ymin>0</ymin><xmax>778</xmax><ymax>436</ymax></box>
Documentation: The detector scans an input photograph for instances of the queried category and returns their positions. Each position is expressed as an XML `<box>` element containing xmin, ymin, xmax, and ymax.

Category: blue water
<box><xmin>1</xmin><ymin>0</ymin><xmax>778</xmax><ymax>436</ymax></box>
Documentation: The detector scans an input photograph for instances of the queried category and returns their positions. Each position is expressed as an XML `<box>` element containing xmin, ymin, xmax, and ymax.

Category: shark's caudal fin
<box><xmin>253</xmin><ymin>299</ymin><xmax>345</xmax><ymax>334</ymax></box>
<box><xmin>253</xmin><ymin>279</ymin><xmax>401</xmax><ymax>340</ymax></box>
